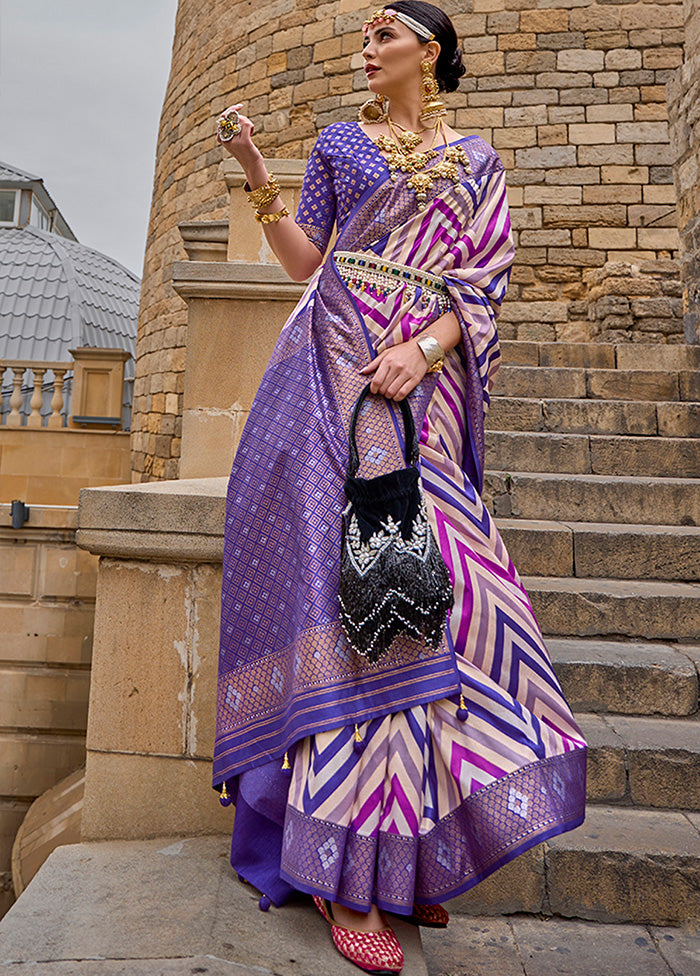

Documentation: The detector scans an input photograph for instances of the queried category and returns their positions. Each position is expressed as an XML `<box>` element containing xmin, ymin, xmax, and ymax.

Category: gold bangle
<box><xmin>416</xmin><ymin>334</ymin><xmax>445</xmax><ymax>372</ymax></box>
<box><xmin>255</xmin><ymin>206</ymin><xmax>290</xmax><ymax>224</ymax></box>
<box><xmin>245</xmin><ymin>174</ymin><xmax>280</xmax><ymax>208</ymax></box>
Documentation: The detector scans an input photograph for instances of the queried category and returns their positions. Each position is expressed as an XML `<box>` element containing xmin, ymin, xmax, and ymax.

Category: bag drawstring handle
<box><xmin>347</xmin><ymin>383</ymin><xmax>419</xmax><ymax>479</ymax></box>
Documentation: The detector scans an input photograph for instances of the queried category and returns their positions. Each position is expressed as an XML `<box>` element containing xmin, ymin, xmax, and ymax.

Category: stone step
<box><xmin>523</xmin><ymin>576</ymin><xmax>700</xmax><ymax>641</ymax></box>
<box><xmin>452</xmin><ymin>804</ymin><xmax>700</xmax><ymax>926</ymax></box>
<box><xmin>422</xmin><ymin>913</ymin><xmax>700</xmax><ymax>976</ymax></box>
<box><xmin>500</xmin><ymin>339</ymin><xmax>700</xmax><ymax>372</ymax></box>
<box><xmin>498</xmin><ymin>519</ymin><xmax>700</xmax><ymax>581</ymax></box>
<box><xmin>487</xmin><ymin>396</ymin><xmax>700</xmax><ymax>439</ymax></box>
<box><xmin>548</xmin><ymin>638</ymin><xmax>699</xmax><ymax>717</ymax></box>
<box><xmin>579</xmin><ymin>712</ymin><xmax>700</xmax><ymax>810</ymax></box>
<box><xmin>485</xmin><ymin>470</ymin><xmax>700</xmax><ymax>526</ymax></box>
<box><xmin>0</xmin><ymin>836</ymin><xmax>428</xmax><ymax>975</ymax></box>
<box><xmin>486</xmin><ymin>430</ymin><xmax>700</xmax><ymax>478</ymax></box>
<box><xmin>495</xmin><ymin>365</ymin><xmax>689</xmax><ymax>402</ymax></box>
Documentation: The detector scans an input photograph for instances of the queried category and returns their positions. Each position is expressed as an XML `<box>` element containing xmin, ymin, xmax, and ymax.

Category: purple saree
<box><xmin>214</xmin><ymin>121</ymin><xmax>587</xmax><ymax>913</ymax></box>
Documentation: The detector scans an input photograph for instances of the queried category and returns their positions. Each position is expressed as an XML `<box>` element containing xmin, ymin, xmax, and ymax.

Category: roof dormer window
<box><xmin>0</xmin><ymin>189</ymin><xmax>18</xmax><ymax>226</ymax></box>
<box><xmin>30</xmin><ymin>197</ymin><xmax>51</xmax><ymax>232</ymax></box>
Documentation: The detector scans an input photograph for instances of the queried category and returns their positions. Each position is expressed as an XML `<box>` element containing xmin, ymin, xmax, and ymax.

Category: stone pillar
<box><xmin>172</xmin><ymin>159</ymin><xmax>307</xmax><ymax>479</ymax></box>
<box><xmin>76</xmin><ymin>478</ymin><xmax>231</xmax><ymax>839</ymax></box>
<box><xmin>667</xmin><ymin>0</ymin><xmax>700</xmax><ymax>343</ymax></box>
<box><xmin>69</xmin><ymin>348</ymin><xmax>131</xmax><ymax>429</ymax></box>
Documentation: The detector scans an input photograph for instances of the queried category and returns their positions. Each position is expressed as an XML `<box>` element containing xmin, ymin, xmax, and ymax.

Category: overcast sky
<box><xmin>0</xmin><ymin>0</ymin><xmax>177</xmax><ymax>276</ymax></box>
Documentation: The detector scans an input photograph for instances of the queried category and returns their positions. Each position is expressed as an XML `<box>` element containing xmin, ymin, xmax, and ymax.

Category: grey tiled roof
<box><xmin>0</xmin><ymin>226</ymin><xmax>140</xmax><ymax>373</ymax></box>
<box><xmin>0</xmin><ymin>160</ymin><xmax>40</xmax><ymax>184</ymax></box>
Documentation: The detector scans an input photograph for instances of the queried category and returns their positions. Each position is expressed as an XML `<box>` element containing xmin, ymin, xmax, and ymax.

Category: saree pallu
<box><xmin>214</xmin><ymin>121</ymin><xmax>587</xmax><ymax>913</ymax></box>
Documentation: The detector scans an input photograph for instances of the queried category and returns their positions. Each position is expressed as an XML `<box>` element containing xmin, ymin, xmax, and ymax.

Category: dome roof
<box><xmin>0</xmin><ymin>225</ymin><xmax>139</xmax><ymax>371</ymax></box>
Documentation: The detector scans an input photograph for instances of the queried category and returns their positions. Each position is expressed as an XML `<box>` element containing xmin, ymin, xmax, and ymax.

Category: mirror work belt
<box><xmin>334</xmin><ymin>250</ymin><xmax>451</xmax><ymax>314</ymax></box>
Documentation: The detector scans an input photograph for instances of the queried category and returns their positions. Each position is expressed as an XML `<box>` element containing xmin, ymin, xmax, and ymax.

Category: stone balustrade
<box><xmin>0</xmin><ymin>362</ymin><xmax>72</xmax><ymax>429</ymax></box>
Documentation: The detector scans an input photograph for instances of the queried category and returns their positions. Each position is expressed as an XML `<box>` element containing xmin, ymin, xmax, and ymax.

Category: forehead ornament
<box><xmin>362</xmin><ymin>7</ymin><xmax>435</xmax><ymax>41</ymax></box>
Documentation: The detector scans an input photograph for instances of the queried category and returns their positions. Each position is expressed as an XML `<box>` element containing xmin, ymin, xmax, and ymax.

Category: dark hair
<box><xmin>389</xmin><ymin>0</ymin><xmax>466</xmax><ymax>92</ymax></box>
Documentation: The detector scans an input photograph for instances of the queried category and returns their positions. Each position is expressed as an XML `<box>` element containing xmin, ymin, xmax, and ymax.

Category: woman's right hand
<box><xmin>216</xmin><ymin>103</ymin><xmax>263</xmax><ymax>168</ymax></box>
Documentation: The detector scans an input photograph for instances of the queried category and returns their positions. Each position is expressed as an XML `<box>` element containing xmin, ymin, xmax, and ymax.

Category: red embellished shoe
<box><xmin>406</xmin><ymin>902</ymin><xmax>449</xmax><ymax>928</ymax></box>
<box><xmin>312</xmin><ymin>895</ymin><xmax>404</xmax><ymax>975</ymax></box>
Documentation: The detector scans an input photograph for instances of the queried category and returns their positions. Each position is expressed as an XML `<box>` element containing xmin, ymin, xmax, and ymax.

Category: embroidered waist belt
<box><xmin>334</xmin><ymin>251</ymin><xmax>451</xmax><ymax>314</ymax></box>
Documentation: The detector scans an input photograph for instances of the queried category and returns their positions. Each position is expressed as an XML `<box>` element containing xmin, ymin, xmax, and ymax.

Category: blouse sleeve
<box><xmin>441</xmin><ymin>163</ymin><xmax>515</xmax><ymax>411</ymax></box>
<box><xmin>295</xmin><ymin>131</ymin><xmax>337</xmax><ymax>255</ymax></box>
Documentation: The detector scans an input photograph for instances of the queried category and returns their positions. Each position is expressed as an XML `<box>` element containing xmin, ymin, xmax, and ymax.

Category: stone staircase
<box><xmin>472</xmin><ymin>339</ymin><xmax>700</xmax><ymax>927</ymax></box>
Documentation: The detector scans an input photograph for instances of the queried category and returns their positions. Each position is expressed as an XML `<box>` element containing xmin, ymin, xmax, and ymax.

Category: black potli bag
<box><xmin>338</xmin><ymin>384</ymin><xmax>454</xmax><ymax>664</ymax></box>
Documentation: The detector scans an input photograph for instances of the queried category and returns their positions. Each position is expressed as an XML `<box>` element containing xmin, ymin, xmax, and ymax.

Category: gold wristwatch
<box><xmin>416</xmin><ymin>334</ymin><xmax>445</xmax><ymax>373</ymax></box>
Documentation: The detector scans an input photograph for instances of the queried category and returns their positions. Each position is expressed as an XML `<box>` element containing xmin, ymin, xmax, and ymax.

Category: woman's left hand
<box><xmin>359</xmin><ymin>340</ymin><xmax>429</xmax><ymax>401</ymax></box>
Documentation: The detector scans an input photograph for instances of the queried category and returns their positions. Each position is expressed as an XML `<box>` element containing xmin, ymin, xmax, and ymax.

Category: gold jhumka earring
<box><xmin>419</xmin><ymin>59</ymin><xmax>447</xmax><ymax>122</ymax></box>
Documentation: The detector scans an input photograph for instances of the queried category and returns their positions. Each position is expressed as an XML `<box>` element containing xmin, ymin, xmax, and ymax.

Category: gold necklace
<box><xmin>375</xmin><ymin>116</ymin><xmax>472</xmax><ymax>209</ymax></box>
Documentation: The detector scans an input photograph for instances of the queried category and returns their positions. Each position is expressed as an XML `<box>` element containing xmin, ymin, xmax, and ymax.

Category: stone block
<box><xmin>606</xmin><ymin>715</ymin><xmax>700</xmax><ymax>809</ymax></box>
<box><xmin>520</xmin><ymin>9</ymin><xmax>569</xmax><ymax>32</ymax></box>
<box><xmin>0</xmin><ymin>544</ymin><xmax>35</xmax><ymax>598</ymax></box>
<box><xmin>572</xmin><ymin>522</ymin><xmax>700</xmax><ymax>582</ymax></box>
<box><xmin>606</xmin><ymin>48</ymin><xmax>642</xmax><ymax>71</ymax></box>
<box><xmin>82</xmin><ymin>751</ymin><xmax>233</xmax><ymax>841</ymax></box>
<box><xmin>0</xmin><ymin>604</ymin><xmax>94</xmax><ymax>667</ymax></box>
<box><xmin>86</xmin><ymin>559</ymin><xmax>197</xmax><ymax>757</ymax></box>
<box><xmin>447</xmin><ymin>845</ymin><xmax>545</xmax><ymax>916</ymax></box>
<box><xmin>0</xmin><ymin>835</ymin><xmax>427</xmax><ymax>975</ymax></box>
<box><xmin>512</xmin><ymin>915</ymin><xmax>681</xmax><ymax>976</ymax></box>
<box><xmin>525</xmin><ymin>576</ymin><xmax>700</xmax><ymax>641</ymax></box>
<box><xmin>657</xmin><ymin>401</ymin><xmax>700</xmax><ymax>438</ymax></box>
<box><xmin>585</xmin><ymin>369</ymin><xmax>679</xmax><ymax>402</ymax></box>
<box><xmin>486</xmin><ymin>431</ymin><xmax>590</xmax><ymax>475</ymax></box>
<box><xmin>638</xmin><ymin>227</ymin><xmax>681</xmax><ymax>250</ymax></box>
<box><xmin>543</xmin><ymin>399</ymin><xmax>656</xmax><ymax>435</ymax></box>
<box><xmin>422</xmin><ymin>916</ymin><xmax>523</xmax><ymax>976</ymax></box>
<box><xmin>586</xmin><ymin>103</ymin><xmax>633</xmax><ymax>123</ymax></box>
<box><xmin>618</xmin><ymin>121</ymin><xmax>669</xmax><ymax>143</ymax></box>
<box><xmin>590</xmin><ymin>433</ymin><xmax>700</xmax><ymax>478</ymax></box>
<box><xmin>545</xmin><ymin>805</ymin><xmax>700</xmax><ymax>925</ymax></box>
<box><xmin>515</xmin><ymin>146</ymin><xmax>577</xmax><ymax>169</ymax></box>
<box><xmin>179</xmin><ymin>409</ymin><xmax>242</xmax><ymax>479</ymax></box>
<box><xmin>495</xmin><ymin>518</ymin><xmax>573</xmax><ymax>577</ymax></box>
<box><xmin>549</xmin><ymin>638</ymin><xmax>698</xmax><ymax>717</ymax></box>
<box><xmin>495</xmin><ymin>366</ymin><xmax>586</xmax><ymax>399</ymax></box>
<box><xmin>558</xmin><ymin>49</ymin><xmax>604</xmax><ymax>73</ymax></box>
<box><xmin>0</xmin><ymin>669</ymin><xmax>90</xmax><ymax>732</ymax></box>
<box><xmin>0</xmin><ymin>733</ymin><xmax>85</xmax><ymax>798</ymax></box>
<box><xmin>40</xmin><ymin>545</ymin><xmax>98</xmax><ymax>600</ymax></box>
<box><xmin>589</xmin><ymin>228</ymin><xmax>637</xmax><ymax>249</ymax></box>
<box><xmin>575</xmin><ymin>714</ymin><xmax>626</xmax><ymax>802</ymax></box>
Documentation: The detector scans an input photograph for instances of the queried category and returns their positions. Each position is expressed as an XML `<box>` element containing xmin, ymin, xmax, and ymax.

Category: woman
<box><xmin>213</xmin><ymin>4</ymin><xmax>587</xmax><ymax>974</ymax></box>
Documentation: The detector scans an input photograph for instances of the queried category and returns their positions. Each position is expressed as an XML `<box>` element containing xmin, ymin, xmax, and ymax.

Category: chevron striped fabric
<box><xmin>218</xmin><ymin>122</ymin><xmax>587</xmax><ymax>914</ymax></box>
<box><xmin>277</xmin><ymin>146</ymin><xmax>587</xmax><ymax>911</ymax></box>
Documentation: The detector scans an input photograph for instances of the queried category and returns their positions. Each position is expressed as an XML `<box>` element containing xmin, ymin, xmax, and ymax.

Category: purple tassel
<box><xmin>259</xmin><ymin>894</ymin><xmax>271</xmax><ymax>912</ymax></box>
<box><xmin>219</xmin><ymin>783</ymin><xmax>233</xmax><ymax>807</ymax></box>
<box><xmin>281</xmin><ymin>752</ymin><xmax>292</xmax><ymax>776</ymax></box>
<box><xmin>353</xmin><ymin>724</ymin><xmax>366</xmax><ymax>755</ymax></box>
<box><xmin>457</xmin><ymin>694</ymin><xmax>469</xmax><ymax>722</ymax></box>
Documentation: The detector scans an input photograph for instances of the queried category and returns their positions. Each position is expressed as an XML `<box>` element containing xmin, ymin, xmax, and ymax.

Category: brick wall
<box><xmin>668</xmin><ymin>0</ymin><xmax>700</xmax><ymax>342</ymax></box>
<box><xmin>132</xmin><ymin>0</ymin><xmax>687</xmax><ymax>481</ymax></box>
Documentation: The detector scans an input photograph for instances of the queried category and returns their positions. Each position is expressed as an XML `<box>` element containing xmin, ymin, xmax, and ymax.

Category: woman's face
<box><xmin>361</xmin><ymin>17</ymin><xmax>434</xmax><ymax>98</ymax></box>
